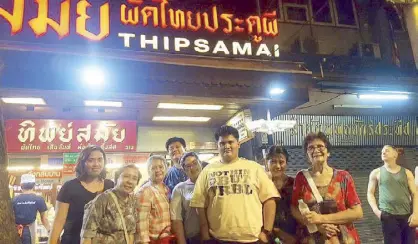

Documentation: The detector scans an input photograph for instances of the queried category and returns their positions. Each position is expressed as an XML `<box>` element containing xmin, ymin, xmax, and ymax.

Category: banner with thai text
<box><xmin>0</xmin><ymin>0</ymin><xmax>280</xmax><ymax>60</ymax></box>
<box><xmin>273</xmin><ymin>115</ymin><xmax>417</xmax><ymax>146</ymax></box>
<box><xmin>5</xmin><ymin>120</ymin><xmax>137</xmax><ymax>153</ymax></box>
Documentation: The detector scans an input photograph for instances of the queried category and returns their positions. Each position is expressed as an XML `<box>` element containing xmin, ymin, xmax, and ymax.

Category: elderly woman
<box><xmin>135</xmin><ymin>155</ymin><xmax>173</xmax><ymax>244</ymax></box>
<box><xmin>291</xmin><ymin>132</ymin><xmax>363</xmax><ymax>244</ymax></box>
<box><xmin>81</xmin><ymin>164</ymin><xmax>141</xmax><ymax>244</ymax></box>
<box><xmin>170</xmin><ymin>152</ymin><xmax>202</xmax><ymax>244</ymax></box>
<box><xmin>266</xmin><ymin>145</ymin><xmax>298</xmax><ymax>244</ymax></box>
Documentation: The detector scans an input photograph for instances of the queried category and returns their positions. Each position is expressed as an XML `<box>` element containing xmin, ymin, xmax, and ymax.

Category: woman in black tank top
<box><xmin>49</xmin><ymin>145</ymin><xmax>115</xmax><ymax>244</ymax></box>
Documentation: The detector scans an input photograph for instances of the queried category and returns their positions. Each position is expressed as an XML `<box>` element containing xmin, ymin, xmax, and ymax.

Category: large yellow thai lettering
<box><xmin>121</xmin><ymin>4</ymin><xmax>139</xmax><ymax>25</ymax></box>
<box><xmin>0</xmin><ymin>0</ymin><xmax>24</xmax><ymax>34</ymax></box>
<box><xmin>76</xmin><ymin>0</ymin><xmax>110</xmax><ymax>41</ymax></box>
<box><xmin>29</xmin><ymin>0</ymin><xmax>70</xmax><ymax>38</ymax></box>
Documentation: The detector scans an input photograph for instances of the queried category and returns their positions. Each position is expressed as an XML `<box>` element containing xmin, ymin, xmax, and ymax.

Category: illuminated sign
<box><xmin>5</xmin><ymin>119</ymin><xmax>137</xmax><ymax>153</ymax></box>
<box><xmin>226</xmin><ymin>109</ymin><xmax>254</xmax><ymax>143</ymax></box>
<box><xmin>0</xmin><ymin>0</ymin><xmax>280</xmax><ymax>59</ymax></box>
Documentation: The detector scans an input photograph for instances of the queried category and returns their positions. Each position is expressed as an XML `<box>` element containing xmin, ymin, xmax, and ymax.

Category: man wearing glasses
<box><xmin>170</xmin><ymin>152</ymin><xmax>203</xmax><ymax>244</ymax></box>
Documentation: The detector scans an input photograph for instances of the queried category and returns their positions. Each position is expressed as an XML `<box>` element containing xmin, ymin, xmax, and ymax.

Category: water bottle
<box><xmin>298</xmin><ymin>199</ymin><xmax>318</xmax><ymax>233</ymax></box>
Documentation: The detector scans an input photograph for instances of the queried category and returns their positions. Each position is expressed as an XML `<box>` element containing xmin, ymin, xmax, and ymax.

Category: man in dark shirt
<box><xmin>164</xmin><ymin>137</ymin><xmax>188</xmax><ymax>193</ymax></box>
<box><xmin>13</xmin><ymin>174</ymin><xmax>50</xmax><ymax>244</ymax></box>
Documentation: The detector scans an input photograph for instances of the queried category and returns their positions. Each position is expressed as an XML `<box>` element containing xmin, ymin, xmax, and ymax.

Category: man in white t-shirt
<box><xmin>190</xmin><ymin>125</ymin><xmax>280</xmax><ymax>244</ymax></box>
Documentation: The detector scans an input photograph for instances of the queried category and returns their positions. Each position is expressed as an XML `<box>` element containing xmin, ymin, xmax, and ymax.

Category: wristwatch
<box><xmin>261</xmin><ymin>226</ymin><xmax>274</xmax><ymax>243</ymax></box>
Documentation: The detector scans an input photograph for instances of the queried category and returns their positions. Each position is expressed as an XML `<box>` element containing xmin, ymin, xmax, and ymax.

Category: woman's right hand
<box><xmin>319</xmin><ymin>224</ymin><xmax>340</xmax><ymax>238</ymax></box>
<box><xmin>374</xmin><ymin>210</ymin><xmax>382</xmax><ymax>220</ymax></box>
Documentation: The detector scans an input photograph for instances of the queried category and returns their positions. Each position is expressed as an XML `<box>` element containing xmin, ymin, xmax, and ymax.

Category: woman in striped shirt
<box><xmin>135</xmin><ymin>155</ymin><xmax>172</xmax><ymax>244</ymax></box>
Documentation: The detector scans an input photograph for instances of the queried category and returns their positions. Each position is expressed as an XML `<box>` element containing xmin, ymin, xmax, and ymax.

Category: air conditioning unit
<box><xmin>350</xmin><ymin>43</ymin><xmax>381</xmax><ymax>59</ymax></box>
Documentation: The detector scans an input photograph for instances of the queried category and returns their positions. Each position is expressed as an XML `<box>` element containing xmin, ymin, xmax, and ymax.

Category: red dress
<box><xmin>291</xmin><ymin>169</ymin><xmax>361</xmax><ymax>244</ymax></box>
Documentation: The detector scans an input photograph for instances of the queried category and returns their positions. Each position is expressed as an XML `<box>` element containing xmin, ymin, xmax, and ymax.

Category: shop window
<box><xmin>311</xmin><ymin>0</ymin><xmax>333</xmax><ymax>23</ymax></box>
<box><xmin>284</xmin><ymin>5</ymin><xmax>309</xmax><ymax>22</ymax></box>
<box><xmin>283</xmin><ymin>0</ymin><xmax>308</xmax><ymax>4</ymax></box>
<box><xmin>283</xmin><ymin>0</ymin><xmax>309</xmax><ymax>22</ymax></box>
<box><xmin>334</xmin><ymin>0</ymin><xmax>357</xmax><ymax>26</ymax></box>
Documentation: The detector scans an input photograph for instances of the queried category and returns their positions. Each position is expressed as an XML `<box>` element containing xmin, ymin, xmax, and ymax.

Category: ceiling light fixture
<box><xmin>84</xmin><ymin>100</ymin><xmax>123</xmax><ymax>107</ymax></box>
<box><xmin>359</xmin><ymin>94</ymin><xmax>409</xmax><ymax>100</ymax></box>
<box><xmin>7</xmin><ymin>166</ymin><xmax>34</xmax><ymax>171</ymax></box>
<box><xmin>40</xmin><ymin>165</ymin><xmax>64</xmax><ymax>170</ymax></box>
<box><xmin>157</xmin><ymin>103</ymin><xmax>223</xmax><ymax>110</ymax></box>
<box><xmin>1</xmin><ymin>97</ymin><xmax>46</xmax><ymax>105</ymax></box>
<box><xmin>153</xmin><ymin>116</ymin><xmax>211</xmax><ymax>122</ymax></box>
<box><xmin>333</xmin><ymin>104</ymin><xmax>383</xmax><ymax>109</ymax></box>
<box><xmin>106</xmin><ymin>163</ymin><xmax>123</xmax><ymax>169</ymax></box>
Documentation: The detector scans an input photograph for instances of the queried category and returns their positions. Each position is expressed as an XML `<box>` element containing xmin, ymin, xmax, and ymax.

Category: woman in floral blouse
<box><xmin>266</xmin><ymin>145</ymin><xmax>299</xmax><ymax>244</ymax></box>
<box><xmin>80</xmin><ymin>164</ymin><xmax>142</xmax><ymax>244</ymax></box>
<box><xmin>135</xmin><ymin>155</ymin><xmax>172</xmax><ymax>244</ymax></box>
<box><xmin>291</xmin><ymin>132</ymin><xmax>363</xmax><ymax>244</ymax></box>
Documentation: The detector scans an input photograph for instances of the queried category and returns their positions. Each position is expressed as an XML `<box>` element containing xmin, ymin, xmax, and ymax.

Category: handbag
<box><xmin>302</xmin><ymin>170</ymin><xmax>341</xmax><ymax>244</ymax></box>
<box><xmin>109</xmin><ymin>192</ymin><xmax>131</xmax><ymax>244</ymax></box>
<box><xmin>150</xmin><ymin>226</ymin><xmax>177</xmax><ymax>244</ymax></box>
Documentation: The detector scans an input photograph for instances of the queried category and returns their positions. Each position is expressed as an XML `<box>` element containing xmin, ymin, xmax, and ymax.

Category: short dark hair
<box><xmin>266</xmin><ymin>145</ymin><xmax>289</xmax><ymax>162</ymax></box>
<box><xmin>75</xmin><ymin>145</ymin><xmax>107</xmax><ymax>180</ymax></box>
<box><xmin>180</xmin><ymin>152</ymin><xmax>201</xmax><ymax>169</ymax></box>
<box><xmin>215</xmin><ymin>125</ymin><xmax>239</xmax><ymax>141</ymax></box>
<box><xmin>21</xmin><ymin>182</ymin><xmax>35</xmax><ymax>190</ymax></box>
<box><xmin>165</xmin><ymin>137</ymin><xmax>186</xmax><ymax>151</ymax></box>
<box><xmin>114</xmin><ymin>164</ymin><xmax>142</xmax><ymax>184</ymax></box>
<box><xmin>303</xmin><ymin>132</ymin><xmax>331</xmax><ymax>153</ymax></box>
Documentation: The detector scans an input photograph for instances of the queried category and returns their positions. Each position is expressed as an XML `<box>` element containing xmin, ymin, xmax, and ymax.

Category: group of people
<box><xmin>12</xmin><ymin>125</ymin><xmax>418</xmax><ymax>244</ymax></box>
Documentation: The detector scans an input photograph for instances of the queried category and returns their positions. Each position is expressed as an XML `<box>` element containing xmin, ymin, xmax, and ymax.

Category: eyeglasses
<box><xmin>184</xmin><ymin>161</ymin><xmax>199</xmax><ymax>170</ymax></box>
<box><xmin>307</xmin><ymin>145</ymin><xmax>327</xmax><ymax>152</ymax></box>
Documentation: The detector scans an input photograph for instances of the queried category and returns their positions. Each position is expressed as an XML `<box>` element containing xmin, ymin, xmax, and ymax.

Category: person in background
<box><xmin>266</xmin><ymin>145</ymin><xmax>299</xmax><ymax>244</ymax></box>
<box><xmin>13</xmin><ymin>174</ymin><xmax>50</xmax><ymax>244</ymax></box>
<box><xmin>367</xmin><ymin>145</ymin><xmax>417</xmax><ymax>244</ymax></box>
<box><xmin>81</xmin><ymin>164</ymin><xmax>141</xmax><ymax>244</ymax></box>
<box><xmin>190</xmin><ymin>125</ymin><xmax>279</xmax><ymax>244</ymax></box>
<box><xmin>291</xmin><ymin>132</ymin><xmax>363</xmax><ymax>244</ymax></box>
<box><xmin>136</xmin><ymin>155</ymin><xmax>172</xmax><ymax>244</ymax></box>
<box><xmin>164</xmin><ymin>137</ymin><xmax>188</xmax><ymax>193</ymax></box>
<box><xmin>49</xmin><ymin>145</ymin><xmax>114</xmax><ymax>244</ymax></box>
<box><xmin>170</xmin><ymin>152</ymin><xmax>203</xmax><ymax>244</ymax></box>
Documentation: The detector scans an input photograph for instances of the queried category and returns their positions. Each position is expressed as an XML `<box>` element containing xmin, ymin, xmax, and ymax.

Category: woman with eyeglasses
<box><xmin>290</xmin><ymin>132</ymin><xmax>363</xmax><ymax>244</ymax></box>
<box><xmin>170</xmin><ymin>152</ymin><xmax>202</xmax><ymax>244</ymax></box>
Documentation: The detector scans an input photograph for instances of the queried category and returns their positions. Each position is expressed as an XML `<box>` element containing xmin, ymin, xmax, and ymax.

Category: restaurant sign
<box><xmin>273</xmin><ymin>115</ymin><xmax>417</xmax><ymax>146</ymax></box>
<box><xmin>0</xmin><ymin>0</ymin><xmax>280</xmax><ymax>60</ymax></box>
<box><xmin>5</xmin><ymin>120</ymin><xmax>137</xmax><ymax>153</ymax></box>
<box><xmin>226</xmin><ymin>109</ymin><xmax>254</xmax><ymax>143</ymax></box>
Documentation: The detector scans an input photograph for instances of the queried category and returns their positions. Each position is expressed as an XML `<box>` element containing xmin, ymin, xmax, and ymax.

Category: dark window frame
<box><xmin>333</xmin><ymin>0</ymin><xmax>359</xmax><ymax>28</ymax></box>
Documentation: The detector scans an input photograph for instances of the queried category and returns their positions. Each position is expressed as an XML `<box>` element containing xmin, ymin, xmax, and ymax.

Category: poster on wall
<box><xmin>63</xmin><ymin>153</ymin><xmax>79</xmax><ymax>177</ymax></box>
<box><xmin>226</xmin><ymin>109</ymin><xmax>254</xmax><ymax>143</ymax></box>
<box><xmin>5</xmin><ymin>120</ymin><xmax>137</xmax><ymax>153</ymax></box>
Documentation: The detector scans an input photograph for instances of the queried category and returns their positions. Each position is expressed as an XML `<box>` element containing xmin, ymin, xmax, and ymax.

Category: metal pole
<box><xmin>256</xmin><ymin>0</ymin><xmax>261</xmax><ymax>16</ymax></box>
